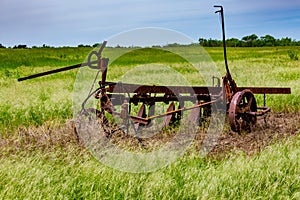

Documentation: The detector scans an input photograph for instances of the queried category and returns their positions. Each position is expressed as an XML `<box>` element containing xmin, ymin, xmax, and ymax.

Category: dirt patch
<box><xmin>208</xmin><ymin>112</ymin><xmax>300</xmax><ymax>158</ymax></box>
<box><xmin>1</xmin><ymin>112</ymin><xmax>299</xmax><ymax>159</ymax></box>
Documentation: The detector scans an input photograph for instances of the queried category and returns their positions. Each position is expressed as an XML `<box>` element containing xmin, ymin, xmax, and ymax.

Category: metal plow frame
<box><xmin>18</xmin><ymin>6</ymin><xmax>291</xmax><ymax>139</ymax></box>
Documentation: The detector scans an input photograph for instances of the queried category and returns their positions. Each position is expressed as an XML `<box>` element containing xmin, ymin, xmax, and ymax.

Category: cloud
<box><xmin>0</xmin><ymin>0</ymin><xmax>299</xmax><ymax>46</ymax></box>
<box><xmin>222</xmin><ymin>0</ymin><xmax>300</xmax><ymax>14</ymax></box>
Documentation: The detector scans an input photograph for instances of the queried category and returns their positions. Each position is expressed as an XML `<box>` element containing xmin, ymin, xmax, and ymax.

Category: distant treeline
<box><xmin>199</xmin><ymin>34</ymin><xmax>300</xmax><ymax>47</ymax></box>
<box><xmin>0</xmin><ymin>43</ymin><xmax>100</xmax><ymax>49</ymax></box>
<box><xmin>1</xmin><ymin>34</ymin><xmax>300</xmax><ymax>49</ymax></box>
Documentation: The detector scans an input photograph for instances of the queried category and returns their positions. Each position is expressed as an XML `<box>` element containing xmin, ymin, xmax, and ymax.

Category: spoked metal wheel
<box><xmin>228</xmin><ymin>89</ymin><xmax>257</xmax><ymax>133</ymax></box>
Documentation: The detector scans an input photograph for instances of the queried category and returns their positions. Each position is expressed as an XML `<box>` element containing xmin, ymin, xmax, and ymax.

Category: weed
<box><xmin>288</xmin><ymin>50</ymin><xmax>299</xmax><ymax>60</ymax></box>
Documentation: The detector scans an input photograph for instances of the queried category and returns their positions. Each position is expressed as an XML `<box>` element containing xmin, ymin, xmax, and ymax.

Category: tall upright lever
<box><xmin>214</xmin><ymin>5</ymin><xmax>230</xmax><ymax>78</ymax></box>
<box><xmin>214</xmin><ymin>5</ymin><xmax>237</xmax><ymax>94</ymax></box>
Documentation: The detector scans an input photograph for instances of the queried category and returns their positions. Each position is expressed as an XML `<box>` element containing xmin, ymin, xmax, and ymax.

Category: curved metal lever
<box><xmin>214</xmin><ymin>5</ymin><xmax>223</xmax><ymax>13</ymax></box>
<box><xmin>18</xmin><ymin>41</ymin><xmax>107</xmax><ymax>81</ymax></box>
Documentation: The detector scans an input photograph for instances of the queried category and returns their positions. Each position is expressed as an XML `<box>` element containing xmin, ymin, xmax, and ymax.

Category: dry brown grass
<box><xmin>0</xmin><ymin>120</ymin><xmax>80</xmax><ymax>157</ymax></box>
<box><xmin>1</xmin><ymin>112</ymin><xmax>299</xmax><ymax>159</ymax></box>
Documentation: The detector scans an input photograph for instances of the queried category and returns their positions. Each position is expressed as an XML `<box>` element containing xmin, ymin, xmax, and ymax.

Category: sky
<box><xmin>1</xmin><ymin>0</ymin><xmax>300</xmax><ymax>47</ymax></box>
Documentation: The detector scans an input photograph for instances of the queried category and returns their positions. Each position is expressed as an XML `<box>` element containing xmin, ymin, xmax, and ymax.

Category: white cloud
<box><xmin>0</xmin><ymin>0</ymin><xmax>299</xmax><ymax>46</ymax></box>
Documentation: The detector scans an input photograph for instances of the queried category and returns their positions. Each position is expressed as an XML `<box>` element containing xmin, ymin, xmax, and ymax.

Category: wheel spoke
<box><xmin>245</xmin><ymin>95</ymin><xmax>253</xmax><ymax>111</ymax></box>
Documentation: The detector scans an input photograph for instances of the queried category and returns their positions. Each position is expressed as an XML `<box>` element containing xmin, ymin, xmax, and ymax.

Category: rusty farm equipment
<box><xmin>18</xmin><ymin>6</ymin><xmax>291</xmax><ymax>142</ymax></box>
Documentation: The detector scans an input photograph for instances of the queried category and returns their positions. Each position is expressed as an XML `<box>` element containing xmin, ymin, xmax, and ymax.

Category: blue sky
<box><xmin>1</xmin><ymin>0</ymin><xmax>300</xmax><ymax>47</ymax></box>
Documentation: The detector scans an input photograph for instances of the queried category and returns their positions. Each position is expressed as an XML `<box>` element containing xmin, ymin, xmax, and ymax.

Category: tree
<box><xmin>242</xmin><ymin>34</ymin><xmax>258</xmax><ymax>47</ymax></box>
<box><xmin>92</xmin><ymin>43</ymin><xmax>100</xmax><ymax>48</ymax></box>
<box><xmin>278</xmin><ymin>37</ymin><xmax>292</xmax><ymax>46</ymax></box>
<box><xmin>78</xmin><ymin>44</ymin><xmax>91</xmax><ymax>48</ymax></box>
<box><xmin>199</xmin><ymin>38</ymin><xmax>207</xmax><ymax>46</ymax></box>
<box><xmin>42</xmin><ymin>44</ymin><xmax>50</xmax><ymax>48</ymax></box>
<box><xmin>226</xmin><ymin>38</ymin><xmax>240</xmax><ymax>47</ymax></box>
<box><xmin>198</xmin><ymin>34</ymin><xmax>299</xmax><ymax>47</ymax></box>
<box><xmin>260</xmin><ymin>35</ymin><xmax>276</xmax><ymax>46</ymax></box>
<box><xmin>13</xmin><ymin>44</ymin><xmax>27</xmax><ymax>49</ymax></box>
<box><xmin>0</xmin><ymin>43</ymin><xmax>5</xmax><ymax>48</ymax></box>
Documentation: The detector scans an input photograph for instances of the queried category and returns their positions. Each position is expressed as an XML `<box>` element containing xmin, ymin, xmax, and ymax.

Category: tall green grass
<box><xmin>1</xmin><ymin>135</ymin><xmax>299</xmax><ymax>199</ymax></box>
<box><xmin>0</xmin><ymin>47</ymin><xmax>92</xmax><ymax>69</ymax></box>
<box><xmin>0</xmin><ymin>46</ymin><xmax>299</xmax><ymax>199</ymax></box>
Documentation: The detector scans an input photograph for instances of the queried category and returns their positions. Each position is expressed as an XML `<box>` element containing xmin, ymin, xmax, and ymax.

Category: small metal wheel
<box><xmin>228</xmin><ymin>89</ymin><xmax>257</xmax><ymax>133</ymax></box>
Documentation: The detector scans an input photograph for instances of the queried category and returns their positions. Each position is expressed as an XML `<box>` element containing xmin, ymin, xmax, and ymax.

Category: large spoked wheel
<box><xmin>228</xmin><ymin>89</ymin><xmax>257</xmax><ymax>133</ymax></box>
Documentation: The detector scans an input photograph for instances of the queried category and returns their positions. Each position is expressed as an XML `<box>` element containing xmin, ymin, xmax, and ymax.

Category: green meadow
<box><xmin>0</xmin><ymin>46</ymin><xmax>299</xmax><ymax>199</ymax></box>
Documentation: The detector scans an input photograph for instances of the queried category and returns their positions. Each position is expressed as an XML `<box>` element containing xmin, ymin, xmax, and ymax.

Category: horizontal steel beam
<box><xmin>238</xmin><ymin>87</ymin><xmax>291</xmax><ymax>94</ymax></box>
<box><xmin>106</xmin><ymin>82</ymin><xmax>218</xmax><ymax>95</ymax></box>
<box><xmin>106</xmin><ymin>82</ymin><xmax>291</xmax><ymax>95</ymax></box>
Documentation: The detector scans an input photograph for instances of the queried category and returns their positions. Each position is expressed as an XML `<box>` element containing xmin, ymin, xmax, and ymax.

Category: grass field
<box><xmin>0</xmin><ymin>46</ymin><xmax>299</xmax><ymax>199</ymax></box>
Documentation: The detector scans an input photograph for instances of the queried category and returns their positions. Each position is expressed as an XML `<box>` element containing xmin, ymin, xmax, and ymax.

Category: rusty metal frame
<box><xmin>17</xmin><ymin>6</ymin><xmax>292</xmax><ymax>135</ymax></box>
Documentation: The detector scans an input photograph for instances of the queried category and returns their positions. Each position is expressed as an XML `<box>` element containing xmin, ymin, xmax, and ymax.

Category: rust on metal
<box><xmin>164</xmin><ymin>102</ymin><xmax>175</xmax><ymax>127</ymax></box>
<box><xmin>238</xmin><ymin>87</ymin><xmax>291</xmax><ymax>94</ymax></box>
<box><xmin>17</xmin><ymin>6</ymin><xmax>292</xmax><ymax>137</ymax></box>
<box><xmin>228</xmin><ymin>89</ymin><xmax>258</xmax><ymax>133</ymax></box>
<box><xmin>106</xmin><ymin>82</ymin><xmax>291</xmax><ymax>95</ymax></box>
